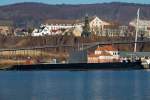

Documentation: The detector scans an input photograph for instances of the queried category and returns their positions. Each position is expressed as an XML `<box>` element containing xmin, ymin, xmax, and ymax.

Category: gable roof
<box><xmin>89</xmin><ymin>16</ymin><xmax>110</xmax><ymax>24</ymax></box>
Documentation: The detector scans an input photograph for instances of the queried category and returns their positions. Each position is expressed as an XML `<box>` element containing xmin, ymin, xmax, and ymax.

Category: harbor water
<box><xmin>0</xmin><ymin>70</ymin><xmax>150</xmax><ymax>100</ymax></box>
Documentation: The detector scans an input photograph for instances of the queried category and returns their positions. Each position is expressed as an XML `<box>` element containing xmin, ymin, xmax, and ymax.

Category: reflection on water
<box><xmin>0</xmin><ymin>70</ymin><xmax>150</xmax><ymax>100</ymax></box>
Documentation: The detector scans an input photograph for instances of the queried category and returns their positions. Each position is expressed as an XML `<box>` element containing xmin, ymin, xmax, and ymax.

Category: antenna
<box><xmin>134</xmin><ymin>8</ymin><xmax>140</xmax><ymax>52</ymax></box>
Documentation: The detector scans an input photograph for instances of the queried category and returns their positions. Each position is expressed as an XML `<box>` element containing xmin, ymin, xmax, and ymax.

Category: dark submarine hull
<box><xmin>5</xmin><ymin>62</ymin><xmax>144</xmax><ymax>71</ymax></box>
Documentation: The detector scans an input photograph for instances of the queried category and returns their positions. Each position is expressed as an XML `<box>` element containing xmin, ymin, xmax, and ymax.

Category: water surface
<box><xmin>0</xmin><ymin>70</ymin><xmax>150</xmax><ymax>100</ymax></box>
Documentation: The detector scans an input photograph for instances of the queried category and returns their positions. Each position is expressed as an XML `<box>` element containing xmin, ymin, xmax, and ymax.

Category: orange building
<box><xmin>88</xmin><ymin>45</ymin><xmax>120</xmax><ymax>63</ymax></box>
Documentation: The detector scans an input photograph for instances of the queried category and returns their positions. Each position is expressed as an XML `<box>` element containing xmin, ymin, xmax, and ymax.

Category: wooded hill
<box><xmin>0</xmin><ymin>2</ymin><xmax>150</xmax><ymax>27</ymax></box>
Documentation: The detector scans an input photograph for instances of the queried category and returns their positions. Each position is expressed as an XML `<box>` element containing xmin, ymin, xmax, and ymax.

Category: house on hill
<box><xmin>32</xmin><ymin>16</ymin><xmax>123</xmax><ymax>37</ymax></box>
<box><xmin>89</xmin><ymin>16</ymin><xmax>110</xmax><ymax>35</ymax></box>
<box><xmin>88</xmin><ymin>45</ymin><xmax>120</xmax><ymax>63</ymax></box>
<box><xmin>129</xmin><ymin>19</ymin><xmax>150</xmax><ymax>37</ymax></box>
<box><xmin>32</xmin><ymin>19</ymin><xmax>81</xmax><ymax>36</ymax></box>
<box><xmin>0</xmin><ymin>20</ymin><xmax>14</xmax><ymax>36</ymax></box>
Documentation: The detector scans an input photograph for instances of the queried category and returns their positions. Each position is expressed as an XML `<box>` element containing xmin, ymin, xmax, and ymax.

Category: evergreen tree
<box><xmin>81</xmin><ymin>14</ymin><xmax>91</xmax><ymax>37</ymax></box>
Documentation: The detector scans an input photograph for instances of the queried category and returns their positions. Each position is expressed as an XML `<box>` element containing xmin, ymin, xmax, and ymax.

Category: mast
<box><xmin>134</xmin><ymin>8</ymin><xmax>140</xmax><ymax>52</ymax></box>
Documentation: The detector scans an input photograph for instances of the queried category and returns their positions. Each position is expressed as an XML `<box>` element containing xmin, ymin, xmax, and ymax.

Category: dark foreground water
<box><xmin>0</xmin><ymin>70</ymin><xmax>150</xmax><ymax>100</ymax></box>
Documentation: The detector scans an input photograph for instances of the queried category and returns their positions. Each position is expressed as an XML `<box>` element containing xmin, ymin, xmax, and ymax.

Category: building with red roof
<box><xmin>88</xmin><ymin>45</ymin><xmax>120</xmax><ymax>63</ymax></box>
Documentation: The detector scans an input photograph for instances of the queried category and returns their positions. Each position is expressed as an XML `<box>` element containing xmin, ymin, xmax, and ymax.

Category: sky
<box><xmin>0</xmin><ymin>0</ymin><xmax>150</xmax><ymax>5</ymax></box>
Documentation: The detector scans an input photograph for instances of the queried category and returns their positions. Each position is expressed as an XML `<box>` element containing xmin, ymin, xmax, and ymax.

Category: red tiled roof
<box><xmin>96</xmin><ymin>45</ymin><xmax>118</xmax><ymax>51</ymax></box>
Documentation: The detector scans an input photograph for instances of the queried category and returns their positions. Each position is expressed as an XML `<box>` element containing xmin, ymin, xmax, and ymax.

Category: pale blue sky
<box><xmin>0</xmin><ymin>0</ymin><xmax>149</xmax><ymax>5</ymax></box>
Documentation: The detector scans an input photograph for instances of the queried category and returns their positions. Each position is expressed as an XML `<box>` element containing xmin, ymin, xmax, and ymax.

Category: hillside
<box><xmin>0</xmin><ymin>35</ymin><xmax>149</xmax><ymax>52</ymax></box>
<box><xmin>0</xmin><ymin>2</ymin><xmax>150</xmax><ymax>27</ymax></box>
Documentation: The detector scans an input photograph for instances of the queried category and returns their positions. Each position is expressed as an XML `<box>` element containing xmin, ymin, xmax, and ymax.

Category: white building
<box><xmin>89</xmin><ymin>16</ymin><xmax>126</xmax><ymax>37</ymax></box>
<box><xmin>129</xmin><ymin>19</ymin><xmax>150</xmax><ymax>37</ymax></box>
<box><xmin>32</xmin><ymin>16</ymin><xmax>112</xmax><ymax>36</ymax></box>
<box><xmin>89</xmin><ymin>16</ymin><xmax>110</xmax><ymax>35</ymax></box>
<box><xmin>94</xmin><ymin>45</ymin><xmax>120</xmax><ymax>59</ymax></box>
<box><xmin>88</xmin><ymin>45</ymin><xmax>120</xmax><ymax>63</ymax></box>
<box><xmin>72</xmin><ymin>25</ymin><xmax>83</xmax><ymax>37</ymax></box>
<box><xmin>32</xmin><ymin>19</ymin><xmax>81</xmax><ymax>36</ymax></box>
